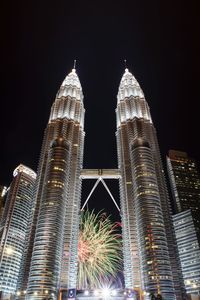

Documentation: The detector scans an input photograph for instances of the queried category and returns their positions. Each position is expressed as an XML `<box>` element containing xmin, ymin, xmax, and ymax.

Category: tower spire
<box><xmin>73</xmin><ymin>59</ymin><xmax>76</xmax><ymax>70</ymax></box>
<box><xmin>124</xmin><ymin>59</ymin><xmax>127</xmax><ymax>69</ymax></box>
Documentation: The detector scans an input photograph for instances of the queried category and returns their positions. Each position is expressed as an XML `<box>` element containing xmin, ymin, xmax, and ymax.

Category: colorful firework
<box><xmin>77</xmin><ymin>209</ymin><xmax>122</xmax><ymax>290</ymax></box>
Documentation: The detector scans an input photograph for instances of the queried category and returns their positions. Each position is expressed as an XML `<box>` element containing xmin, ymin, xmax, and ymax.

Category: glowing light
<box><xmin>94</xmin><ymin>290</ymin><xmax>99</xmax><ymax>296</ymax></box>
<box><xmin>84</xmin><ymin>290</ymin><xmax>89</xmax><ymax>296</ymax></box>
<box><xmin>6</xmin><ymin>246</ymin><xmax>14</xmax><ymax>255</ymax></box>
<box><xmin>34</xmin><ymin>291</ymin><xmax>38</xmax><ymax>296</ymax></box>
<box><xmin>77</xmin><ymin>210</ymin><xmax>122</xmax><ymax>289</ymax></box>
<box><xmin>111</xmin><ymin>290</ymin><xmax>117</xmax><ymax>296</ymax></box>
<box><xmin>16</xmin><ymin>291</ymin><xmax>21</xmax><ymax>296</ymax></box>
<box><xmin>45</xmin><ymin>290</ymin><xmax>48</xmax><ymax>294</ymax></box>
<box><xmin>102</xmin><ymin>288</ymin><xmax>110</xmax><ymax>297</ymax></box>
<box><xmin>1</xmin><ymin>186</ymin><xmax>7</xmax><ymax>197</ymax></box>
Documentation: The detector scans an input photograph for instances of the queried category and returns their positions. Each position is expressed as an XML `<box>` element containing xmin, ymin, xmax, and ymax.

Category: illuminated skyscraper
<box><xmin>11</xmin><ymin>67</ymin><xmax>187</xmax><ymax>300</ymax></box>
<box><xmin>0</xmin><ymin>165</ymin><xmax>36</xmax><ymax>298</ymax></box>
<box><xmin>167</xmin><ymin>150</ymin><xmax>200</xmax><ymax>243</ymax></box>
<box><xmin>173</xmin><ymin>210</ymin><xmax>200</xmax><ymax>297</ymax></box>
<box><xmin>25</xmin><ymin>69</ymin><xmax>85</xmax><ymax>299</ymax></box>
<box><xmin>116</xmin><ymin>69</ymin><xmax>185</xmax><ymax>299</ymax></box>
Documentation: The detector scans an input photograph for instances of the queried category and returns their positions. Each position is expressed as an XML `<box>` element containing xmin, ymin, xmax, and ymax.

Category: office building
<box><xmin>116</xmin><ymin>69</ymin><xmax>185</xmax><ymax>299</ymax></box>
<box><xmin>167</xmin><ymin>150</ymin><xmax>200</xmax><ymax>242</ymax></box>
<box><xmin>173</xmin><ymin>210</ymin><xmax>200</xmax><ymax>298</ymax></box>
<box><xmin>24</xmin><ymin>68</ymin><xmax>85</xmax><ymax>300</ymax></box>
<box><xmin>12</xmin><ymin>67</ymin><xmax>186</xmax><ymax>300</ymax></box>
<box><xmin>0</xmin><ymin>165</ymin><xmax>36</xmax><ymax>298</ymax></box>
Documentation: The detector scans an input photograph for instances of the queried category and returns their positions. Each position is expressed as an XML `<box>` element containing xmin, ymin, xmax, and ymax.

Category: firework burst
<box><xmin>77</xmin><ymin>209</ymin><xmax>122</xmax><ymax>290</ymax></box>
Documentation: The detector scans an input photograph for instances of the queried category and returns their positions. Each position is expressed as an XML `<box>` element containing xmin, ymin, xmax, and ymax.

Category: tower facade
<box><xmin>116</xmin><ymin>69</ymin><xmax>184</xmax><ymax>299</ymax></box>
<box><xmin>0</xmin><ymin>67</ymin><xmax>188</xmax><ymax>300</ymax></box>
<box><xmin>25</xmin><ymin>69</ymin><xmax>85</xmax><ymax>299</ymax></box>
<box><xmin>173</xmin><ymin>209</ymin><xmax>200</xmax><ymax>297</ymax></box>
<box><xmin>0</xmin><ymin>165</ymin><xmax>36</xmax><ymax>298</ymax></box>
<box><xmin>167</xmin><ymin>150</ymin><xmax>200</xmax><ymax>243</ymax></box>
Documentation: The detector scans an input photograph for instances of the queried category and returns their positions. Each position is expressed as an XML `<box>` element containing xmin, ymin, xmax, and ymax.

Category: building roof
<box><xmin>57</xmin><ymin>68</ymin><xmax>83</xmax><ymax>102</ymax></box>
<box><xmin>117</xmin><ymin>68</ymin><xmax>144</xmax><ymax>102</ymax></box>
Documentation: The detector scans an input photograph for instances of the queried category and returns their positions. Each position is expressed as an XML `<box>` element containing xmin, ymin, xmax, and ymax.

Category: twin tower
<box><xmin>19</xmin><ymin>68</ymin><xmax>184</xmax><ymax>299</ymax></box>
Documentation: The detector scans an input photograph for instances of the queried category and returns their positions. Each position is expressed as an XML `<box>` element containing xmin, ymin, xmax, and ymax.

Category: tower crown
<box><xmin>13</xmin><ymin>164</ymin><xmax>36</xmax><ymax>179</ymax></box>
<box><xmin>117</xmin><ymin>68</ymin><xmax>144</xmax><ymax>102</ymax></box>
<box><xmin>57</xmin><ymin>68</ymin><xmax>83</xmax><ymax>102</ymax></box>
<box><xmin>116</xmin><ymin>68</ymin><xmax>152</xmax><ymax>125</ymax></box>
<box><xmin>49</xmin><ymin>69</ymin><xmax>85</xmax><ymax>125</ymax></box>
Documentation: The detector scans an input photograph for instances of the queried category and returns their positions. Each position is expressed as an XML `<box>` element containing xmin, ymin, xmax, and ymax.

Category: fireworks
<box><xmin>77</xmin><ymin>209</ymin><xmax>122</xmax><ymax>290</ymax></box>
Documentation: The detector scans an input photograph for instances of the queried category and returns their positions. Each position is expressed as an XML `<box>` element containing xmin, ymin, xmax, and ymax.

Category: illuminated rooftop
<box><xmin>117</xmin><ymin>68</ymin><xmax>144</xmax><ymax>102</ymax></box>
<box><xmin>13</xmin><ymin>164</ymin><xmax>37</xmax><ymax>179</ymax></box>
<box><xmin>57</xmin><ymin>68</ymin><xmax>83</xmax><ymax>101</ymax></box>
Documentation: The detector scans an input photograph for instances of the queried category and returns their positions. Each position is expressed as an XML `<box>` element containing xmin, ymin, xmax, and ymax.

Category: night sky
<box><xmin>1</xmin><ymin>2</ymin><xmax>200</xmax><ymax>220</ymax></box>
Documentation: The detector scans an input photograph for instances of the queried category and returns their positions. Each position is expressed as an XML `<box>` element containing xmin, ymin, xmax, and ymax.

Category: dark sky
<box><xmin>1</xmin><ymin>2</ymin><xmax>200</xmax><ymax>219</ymax></box>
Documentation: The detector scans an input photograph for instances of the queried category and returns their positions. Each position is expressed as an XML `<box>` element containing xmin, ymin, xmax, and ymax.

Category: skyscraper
<box><xmin>0</xmin><ymin>165</ymin><xmax>36</xmax><ymax>298</ymax></box>
<box><xmin>116</xmin><ymin>69</ymin><xmax>185</xmax><ymax>299</ymax></box>
<box><xmin>25</xmin><ymin>68</ymin><xmax>85</xmax><ymax>299</ymax></box>
<box><xmin>167</xmin><ymin>150</ymin><xmax>200</xmax><ymax>243</ymax></box>
<box><xmin>10</xmin><ymin>66</ymin><xmax>186</xmax><ymax>300</ymax></box>
<box><xmin>173</xmin><ymin>209</ymin><xmax>200</xmax><ymax>298</ymax></box>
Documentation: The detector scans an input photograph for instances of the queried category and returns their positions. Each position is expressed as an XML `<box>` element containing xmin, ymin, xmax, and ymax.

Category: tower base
<box><xmin>59</xmin><ymin>289</ymin><xmax>76</xmax><ymax>300</ymax></box>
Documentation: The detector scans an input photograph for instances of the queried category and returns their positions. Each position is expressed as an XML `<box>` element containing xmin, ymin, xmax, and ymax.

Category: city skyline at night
<box><xmin>0</xmin><ymin>65</ymin><xmax>192</xmax><ymax>300</ymax></box>
<box><xmin>0</xmin><ymin>64</ymin><xmax>200</xmax><ymax>299</ymax></box>
<box><xmin>1</xmin><ymin>3</ymin><xmax>200</xmax><ymax>300</ymax></box>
